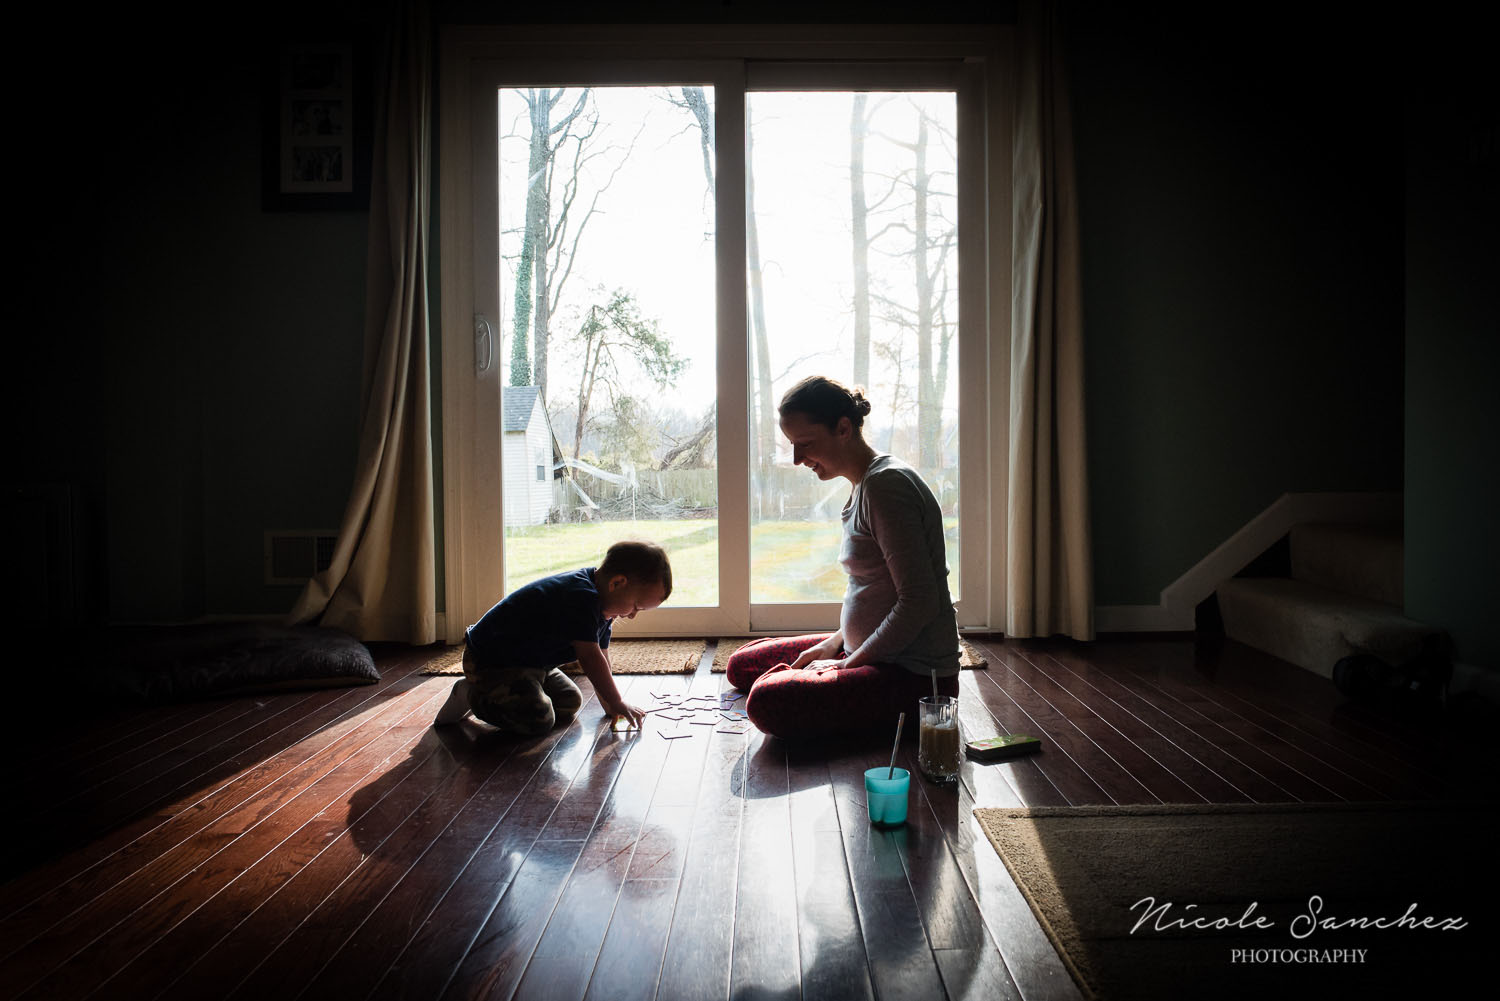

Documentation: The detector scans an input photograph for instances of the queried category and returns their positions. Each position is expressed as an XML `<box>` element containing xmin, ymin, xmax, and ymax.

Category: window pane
<box><xmin>747</xmin><ymin>91</ymin><xmax>961</xmax><ymax>604</ymax></box>
<box><xmin>498</xmin><ymin>86</ymin><xmax>718</xmax><ymax>604</ymax></box>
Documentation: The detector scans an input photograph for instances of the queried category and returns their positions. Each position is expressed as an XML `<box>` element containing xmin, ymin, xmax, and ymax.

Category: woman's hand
<box><xmin>789</xmin><ymin>636</ymin><xmax>843</xmax><ymax>671</ymax></box>
<box><xmin>807</xmin><ymin>659</ymin><xmax>844</xmax><ymax>675</ymax></box>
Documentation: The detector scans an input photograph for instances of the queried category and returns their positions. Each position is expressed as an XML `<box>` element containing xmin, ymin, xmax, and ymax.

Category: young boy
<box><xmin>434</xmin><ymin>540</ymin><xmax>671</xmax><ymax>733</ymax></box>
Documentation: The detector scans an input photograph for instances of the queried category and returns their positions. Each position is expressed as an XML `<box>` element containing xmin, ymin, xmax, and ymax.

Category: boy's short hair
<box><xmin>597</xmin><ymin>540</ymin><xmax>673</xmax><ymax>600</ymax></box>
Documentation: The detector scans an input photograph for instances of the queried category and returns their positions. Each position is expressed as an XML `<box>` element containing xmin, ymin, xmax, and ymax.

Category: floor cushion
<box><xmin>90</xmin><ymin>623</ymin><xmax>380</xmax><ymax>702</ymax></box>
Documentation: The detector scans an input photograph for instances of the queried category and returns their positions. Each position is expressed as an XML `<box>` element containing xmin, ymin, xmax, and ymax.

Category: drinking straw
<box><xmin>887</xmin><ymin>712</ymin><xmax>906</xmax><ymax>779</ymax></box>
<box><xmin>931</xmin><ymin>669</ymin><xmax>938</xmax><ymax>703</ymax></box>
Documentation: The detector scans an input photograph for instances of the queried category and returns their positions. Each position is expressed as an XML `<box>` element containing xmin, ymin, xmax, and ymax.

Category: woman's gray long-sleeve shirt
<box><xmin>838</xmin><ymin>453</ymin><xmax>961</xmax><ymax>677</ymax></box>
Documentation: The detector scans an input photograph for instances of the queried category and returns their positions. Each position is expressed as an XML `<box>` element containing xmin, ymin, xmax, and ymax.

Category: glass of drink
<box><xmin>918</xmin><ymin>696</ymin><xmax>961</xmax><ymax>783</ymax></box>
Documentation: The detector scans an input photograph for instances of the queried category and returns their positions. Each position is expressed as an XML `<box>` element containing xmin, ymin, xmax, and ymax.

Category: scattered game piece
<box><xmin>721</xmin><ymin>691</ymin><xmax>744</xmax><ymax>702</ymax></box>
<box><xmin>715</xmin><ymin>726</ymin><xmax>748</xmax><ymax>735</ymax></box>
<box><xmin>658</xmin><ymin>731</ymin><xmax>694</xmax><ymax>740</ymax></box>
<box><xmin>687</xmin><ymin>718</ymin><xmax>717</xmax><ymax>725</ymax></box>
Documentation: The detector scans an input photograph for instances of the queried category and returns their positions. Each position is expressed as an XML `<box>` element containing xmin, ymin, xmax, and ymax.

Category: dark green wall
<box><xmin>1067</xmin><ymin>4</ymin><xmax>1405</xmax><ymax>605</ymax></box>
<box><xmin>25</xmin><ymin>11</ymin><xmax>371</xmax><ymax>622</ymax></box>
<box><xmin>1404</xmin><ymin>50</ymin><xmax>1499</xmax><ymax>669</ymax></box>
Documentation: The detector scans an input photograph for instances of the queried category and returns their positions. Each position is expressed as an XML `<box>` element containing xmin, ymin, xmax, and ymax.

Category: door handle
<box><xmin>475</xmin><ymin>314</ymin><xmax>493</xmax><ymax>374</ymax></box>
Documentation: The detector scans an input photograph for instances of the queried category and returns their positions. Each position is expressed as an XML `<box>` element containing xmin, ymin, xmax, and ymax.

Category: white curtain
<box><xmin>1007</xmin><ymin>0</ymin><xmax>1095</xmax><ymax>640</ymax></box>
<box><xmin>290</xmin><ymin>0</ymin><xmax>436</xmax><ymax>644</ymax></box>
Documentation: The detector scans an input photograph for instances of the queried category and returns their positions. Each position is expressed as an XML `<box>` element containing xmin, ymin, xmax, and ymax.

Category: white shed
<box><xmin>502</xmin><ymin>386</ymin><xmax>562</xmax><ymax>526</ymax></box>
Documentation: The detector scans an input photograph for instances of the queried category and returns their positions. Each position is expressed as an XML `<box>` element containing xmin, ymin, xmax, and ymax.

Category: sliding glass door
<box><xmin>456</xmin><ymin>53</ymin><xmax>988</xmax><ymax>639</ymax></box>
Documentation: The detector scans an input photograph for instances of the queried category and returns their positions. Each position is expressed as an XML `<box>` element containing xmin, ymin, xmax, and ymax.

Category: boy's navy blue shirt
<box><xmin>464</xmin><ymin>567</ymin><xmax>611</xmax><ymax>669</ymax></box>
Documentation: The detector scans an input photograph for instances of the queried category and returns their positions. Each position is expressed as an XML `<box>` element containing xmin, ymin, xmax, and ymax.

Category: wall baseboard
<box><xmin>1094</xmin><ymin>491</ymin><xmax>1403</xmax><ymax>634</ymax></box>
<box><xmin>1094</xmin><ymin>604</ymin><xmax>1192</xmax><ymax>632</ymax></box>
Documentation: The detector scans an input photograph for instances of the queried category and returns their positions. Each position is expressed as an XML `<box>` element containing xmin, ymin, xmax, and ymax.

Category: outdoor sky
<box><xmin>497</xmin><ymin>85</ymin><xmax>959</xmax><ymax>450</ymax></box>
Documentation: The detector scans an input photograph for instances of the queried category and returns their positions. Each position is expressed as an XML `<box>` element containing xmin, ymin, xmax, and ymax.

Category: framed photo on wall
<box><xmin>263</xmin><ymin>39</ymin><xmax>371</xmax><ymax>210</ymax></box>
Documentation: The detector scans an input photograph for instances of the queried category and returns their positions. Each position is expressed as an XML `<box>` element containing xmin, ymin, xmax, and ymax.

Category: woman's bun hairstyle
<box><xmin>778</xmin><ymin>375</ymin><xmax>872</xmax><ymax>431</ymax></box>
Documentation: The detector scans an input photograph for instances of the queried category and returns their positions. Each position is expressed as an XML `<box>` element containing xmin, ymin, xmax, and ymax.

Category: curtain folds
<box><xmin>1007</xmin><ymin>0</ymin><xmax>1094</xmax><ymax>640</ymax></box>
<box><xmin>289</xmin><ymin>0</ymin><xmax>437</xmax><ymax>644</ymax></box>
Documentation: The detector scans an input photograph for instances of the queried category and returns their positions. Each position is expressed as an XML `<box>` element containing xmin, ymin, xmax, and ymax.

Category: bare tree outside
<box><xmin>672</xmin><ymin>87</ymin><xmax>779</xmax><ymax>514</ymax></box>
<box><xmin>869</xmin><ymin>102</ymin><xmax>958</xmax><ymax>469</ymax></box>
<box><xmin>748</xmin><ymin>90</ymin><xmax>960</xmax><ymax>602</ymax></box>
<box><xmin>499</xmin><ymin>86</ymin><xmax>721</xmax><ymax>600</ymax></box>
<box><xmin>503</xmin><ymin>88</ymin><xmax>641</xmax><ymax>402</ymax></box>
<box><xmin>507</xmin><ymin>88</ymin><xmax>587</xmax><ymax>390</ymax></box>
<box><xmin>666</xmin><ymin>86</ymin><xmax>714</xmax><ymax>197</ymax></box>
<box><xmin>850</xmin><ymin>93</ymin><xmax>871</xmax><ymax>389</ymax></box>
<box><xmin>744</xmin><ymin>116</ymin><xmax>779</xmax><ymax>515</ymax></box>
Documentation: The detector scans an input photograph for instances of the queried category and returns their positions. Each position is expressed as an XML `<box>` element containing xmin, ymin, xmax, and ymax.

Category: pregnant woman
<box><xmin>728</xmin><ymin>375</ymin><xmax>961</xmax><ymax>738</ymax></box>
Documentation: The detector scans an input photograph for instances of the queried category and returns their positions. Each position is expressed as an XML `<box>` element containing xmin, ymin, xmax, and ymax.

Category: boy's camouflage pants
<box><xmin>462</xmin><ymin>646</ymin><xmax>584</xmax><ymax>735</ymax></box>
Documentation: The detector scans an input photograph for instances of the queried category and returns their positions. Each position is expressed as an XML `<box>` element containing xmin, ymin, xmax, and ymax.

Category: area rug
<box><xmin>707</xmin><ymin>636</ymin><xmax>987</xmax><ymax>672</ymax></box>
<box><xmin>419</xmin><ymin>639</ymin><xmax>705</xmax><ymax>676</ymax></box>
<box><xmin>973</xmin><ymin>802</ymin><xmax>1493</xmax><ymax>1000</ymax></box>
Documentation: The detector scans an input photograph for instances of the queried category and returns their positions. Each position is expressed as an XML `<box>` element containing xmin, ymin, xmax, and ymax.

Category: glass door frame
<box><xmin>437</xmin><ymin>26</ymin><xmax>1011</xmax><ymax>644</ymax></box>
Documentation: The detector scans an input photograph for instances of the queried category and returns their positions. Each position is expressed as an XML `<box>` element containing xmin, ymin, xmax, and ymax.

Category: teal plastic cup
<box><xmin>864</xmin><ymin>766</ymin><xmax>911</xmax><ymax>827</ymax></box>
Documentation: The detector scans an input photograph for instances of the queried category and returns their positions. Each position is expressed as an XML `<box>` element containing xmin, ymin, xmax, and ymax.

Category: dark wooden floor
<box><xmin>2</xmin><ymin>635</ymin><xmax>1495</xmax><ymax>1001</ymax></box>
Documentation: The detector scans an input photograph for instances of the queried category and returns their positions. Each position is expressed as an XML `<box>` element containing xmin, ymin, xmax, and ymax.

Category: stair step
<box><xmin>1217</xmin><ymin>577</ymin><xmax>1440</xmax><ymax>679</ymax></box>
<box><xmin>1289</xmin><ymin>521</ymin><xmax>1403</xmax><ymax>606</ymax></box>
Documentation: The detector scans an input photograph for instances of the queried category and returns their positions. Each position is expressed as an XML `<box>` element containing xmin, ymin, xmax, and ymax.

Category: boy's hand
<box><xmin>572</xmin><ymin>640</ymin><xmax>644</xmax><ymax>729</ymax></box>
<box><xmin>604</xmin><ymin>698</ymin><xmax>647</xmax><ymax>729</ymax></box>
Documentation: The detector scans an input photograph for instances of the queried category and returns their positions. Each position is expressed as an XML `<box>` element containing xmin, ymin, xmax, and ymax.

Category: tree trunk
<box><xmin>850</xmin><ymin>94</ymin><xmax>871</xmax><ymax>390</ymax></box>
<box><xmin>510</xmin><ymin>89</ymin><xmax>550</xmax><ymax>386</ymax></box>
<box><xmin>745</xmin><ymin>119</ymin><xmax>775</xmax><ymax>505</ymax></box>
<box><xmin>912</xmin><ymin>112</ymin><xmax>939</xmax><ymax>471</ymax></box>
<box><xmin>533</xmin><ymin>191</ymin><xmax>551</xmax><ymax>401</ymax></box>
<box><xmin>680</xmin><ymin>87</ymin><xmax>715</xmax><ymax>195</ymax></box>
<box><xmin>935</xmin><ymin>266</ymin><xmax>953</xmax><ymax>467</ymax></box>
<box><xmin>573</xmin><ymin>306</ymin><xmax>599</xmax><ymax>462</ymax></box>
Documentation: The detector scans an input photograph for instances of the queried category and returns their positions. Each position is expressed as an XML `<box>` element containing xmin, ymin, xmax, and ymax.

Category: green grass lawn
<box><xmin>504</xmin><ymin>517</ymin><xmax>961</xmax><ymax>607</ymax></box>
<box><xmin>504</xmin><ymin>519</ymin><xmax>728</xmax><ymax>605</ymax></box>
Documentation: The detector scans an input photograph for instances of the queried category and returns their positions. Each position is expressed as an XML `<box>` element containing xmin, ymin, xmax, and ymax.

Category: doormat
<box><xmin>420</xmin><ymin>638</ymin><xmax>706</xmax><ymax>676</ymax></box>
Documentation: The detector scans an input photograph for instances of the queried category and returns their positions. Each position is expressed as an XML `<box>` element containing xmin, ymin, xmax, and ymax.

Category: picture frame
<box><xmin>262</xmin><ymin>38</ymin><xmax>372</xmax><ymax>211</ymax></box>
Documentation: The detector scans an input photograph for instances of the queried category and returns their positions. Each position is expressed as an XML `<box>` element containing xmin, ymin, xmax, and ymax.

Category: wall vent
<box><xmin>264</xmin><ymin>530</ymin><xmax>338</xmax><ymax>585</ymax></box>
